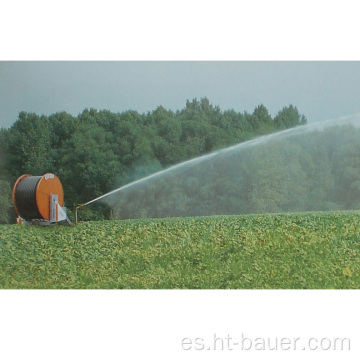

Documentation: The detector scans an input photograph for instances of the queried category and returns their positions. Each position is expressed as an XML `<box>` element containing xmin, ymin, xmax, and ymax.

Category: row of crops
<box><xmin>0</xmin><ymin>211</ymin><xmax>359</xmax><ymax>288</ymax></box>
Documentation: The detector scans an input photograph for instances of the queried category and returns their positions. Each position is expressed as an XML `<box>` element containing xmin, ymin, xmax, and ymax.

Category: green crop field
<box><xmin>0</xmin><ymin>211</ymin><xmax>360</xmax><ymax>289</ymax></box>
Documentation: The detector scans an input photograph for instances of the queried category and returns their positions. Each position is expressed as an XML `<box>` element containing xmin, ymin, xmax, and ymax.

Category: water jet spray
<box><xmin>75</xmin><ymin>114</ymin><xmax>360</xmax><ymax>220</ymax></box>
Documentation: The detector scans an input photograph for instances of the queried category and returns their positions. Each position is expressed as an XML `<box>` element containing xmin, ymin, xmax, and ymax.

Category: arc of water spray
<box><xmin>82</xmin><ymin>151</ymin><xmax>219</xmax><ymax>206</ymax></box>
<box><xmin>75</xmin><ymin>113</ymin><xmax>360</xmax><ymax>223</ymax></box>
<box><xmin>75</xmin><ymin>125</ymin><xmax>301</xmax><ymax>223</ymax></box>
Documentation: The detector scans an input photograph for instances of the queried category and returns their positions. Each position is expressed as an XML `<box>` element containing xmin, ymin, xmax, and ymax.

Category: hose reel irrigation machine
<box><xmin>12</xmin><ymin>173</ymin><xmax>71</xmax><ymax>225</ymax></box>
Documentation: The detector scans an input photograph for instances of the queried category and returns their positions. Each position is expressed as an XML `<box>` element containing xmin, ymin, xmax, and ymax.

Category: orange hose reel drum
<box><xmin>36</xmin><ymin>174</ymin><xmax>64</xmax><ymax>220</ymax></box>
<box><xmin>12</xmin><ymin>173</ymin><xmax>64</xmax><ymax>221</ymax></box>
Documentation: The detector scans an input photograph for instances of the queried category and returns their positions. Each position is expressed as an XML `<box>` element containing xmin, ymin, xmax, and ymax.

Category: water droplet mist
<box><xmin>83</xmin><ymin>114</ymin><xmax>360</xmax><ymax>219</ymax></box>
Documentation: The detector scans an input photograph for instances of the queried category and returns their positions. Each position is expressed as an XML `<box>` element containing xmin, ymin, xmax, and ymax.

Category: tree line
<box><xmin>0</xmin><ymin>98</ymin><xmax>307</xmax><ymax>223</ymax></box>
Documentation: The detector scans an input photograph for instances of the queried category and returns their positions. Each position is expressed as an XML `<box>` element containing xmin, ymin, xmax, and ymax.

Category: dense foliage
<box><xmin>1</xmin><ymin>212</ymin><xmax>359</xmax><ymax>289</ymax></box>
<box><xmin>0</xmin><ymin>99</ymin><xmax>306</xmax><ymax>223</ymax></box>
<box><xmin>0</xmin><ymin>129</ymin><xmax>13</xmax><ymax>224</ymax></box>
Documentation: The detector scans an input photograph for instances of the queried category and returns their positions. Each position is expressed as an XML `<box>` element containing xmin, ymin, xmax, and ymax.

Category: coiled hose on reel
<box><xmin>12</xmin><ymin>174</ymin><xmax>64</xmax><ymax>221</ymax></box>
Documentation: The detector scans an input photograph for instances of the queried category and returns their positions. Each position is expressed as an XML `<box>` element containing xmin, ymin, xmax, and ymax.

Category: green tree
<box><xmin>274</xmin><ymin>105</ymin><xmax>307</xmax><ymax>129</ymax></box>
<box><xmin>57</xmin><ymin>123</ymin><xmax>121</xmax><ymax>213</ymax></box>
<box><xmin>252</xmin><ymin>104</ymin><xmax>274</xmax><ymax>134</ymax></box>
<box><xmin>0</xmin><ymin>128</ymin><xmax>12</xmax><ymax>223</ymax></box>
<box><xmin>49</xmin><ymin>112</ymin><xmax>78</xmax><ymax>149</ymax></box>
<box><xmin>6</xmin><ymin>112</ymin><xmax>52</xmax><ymax>182</ymax></box>
<box><xmin>0</xmin><ymin>128</ymin><xmax>8</xmax><ymax>178</ymax></box>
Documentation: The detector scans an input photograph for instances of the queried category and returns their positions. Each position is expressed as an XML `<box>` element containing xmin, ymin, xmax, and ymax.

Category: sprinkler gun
<box><xmin>75</xmin><ymin>203</ymin><xmax>85</xmax><ymax>224</ymax></box>
<box><xmin>74</xmin><ymin>190</ymin><xmax>117</xmax><ymax>223</ymax></box>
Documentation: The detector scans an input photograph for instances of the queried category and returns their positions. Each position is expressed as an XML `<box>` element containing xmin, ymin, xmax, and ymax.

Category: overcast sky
<box><xmin>1</xmin><ymin>61</ymin><xmax>360</xmax><ymax>128</ymax></box>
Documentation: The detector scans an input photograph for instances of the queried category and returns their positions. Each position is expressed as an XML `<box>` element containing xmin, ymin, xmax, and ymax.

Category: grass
<box><xmin>0</xmin><ymin>211</ymin><xmax>359</xmax><ymax>289</ymax></box>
